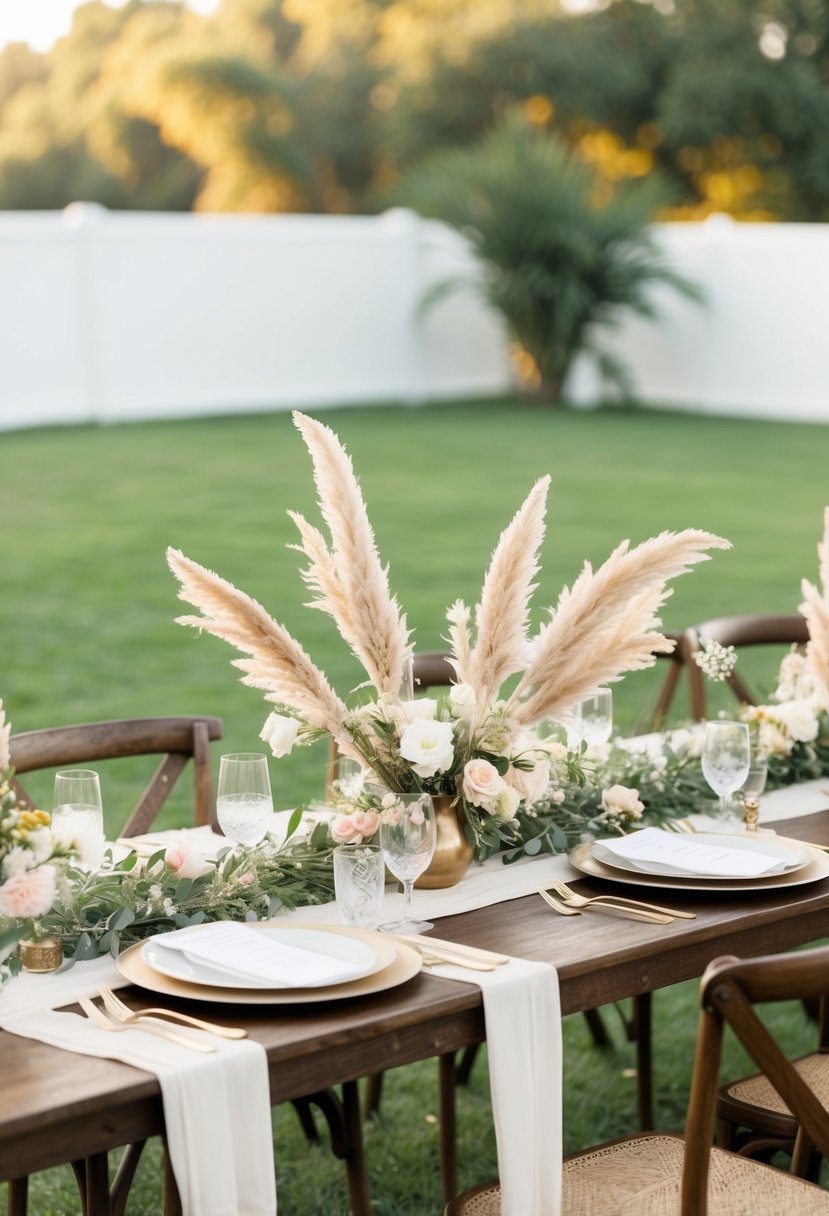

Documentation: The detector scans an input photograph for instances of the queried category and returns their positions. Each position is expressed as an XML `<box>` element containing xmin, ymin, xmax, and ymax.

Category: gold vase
<box><xmin>415</xmin><ymin>795</ymin><xmax>474</xmax><ymax>889</ymax></box>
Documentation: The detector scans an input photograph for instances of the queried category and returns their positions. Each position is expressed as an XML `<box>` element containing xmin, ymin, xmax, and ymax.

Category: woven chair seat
<box><xmin>447</xmin><ymin>1134</ymin><xmax>829</xmax><ymax>1215</ymax></box>
<box><xmin>723</xmin><ymin>1053</ymin><xmax>829</xmax><ymax>1118</ymax></box>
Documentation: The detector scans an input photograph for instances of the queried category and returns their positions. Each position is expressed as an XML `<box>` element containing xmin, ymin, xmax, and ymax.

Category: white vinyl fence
<box><xmin>1</xmin><ymin>205</ymin><xmax>828</xmax><ymax>432</ymax></box>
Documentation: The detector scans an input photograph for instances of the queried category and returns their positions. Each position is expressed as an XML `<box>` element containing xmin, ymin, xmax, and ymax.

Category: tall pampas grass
<box><xmin>460</xmin><ymin>476</ymin><xmax>549</xmax><ymax>703</ymax></box>
<box><xmin>166</xmin><ymin>548</ymin><xmax>353</xmax><ymax>751</ymax></box>
<box><xmin>292</xmin><ymin>411</ymin><xmax>410</xmax><ymax>697</ymax></box>
<box><xmin>800</xmin><ymin>507</ymin><xmax>829</xmax><ymax>696</ymax></box>
<box><xmin>512</xmin><ymin>529</ymin><xmax>730</xmax><ymax>726</ymax></box>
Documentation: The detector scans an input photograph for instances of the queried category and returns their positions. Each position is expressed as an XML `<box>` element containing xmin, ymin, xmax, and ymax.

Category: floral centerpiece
<box><xmin>166</xmin><ymin>412</ymin><xmax>728</xmax><ymax>878</ymax></box>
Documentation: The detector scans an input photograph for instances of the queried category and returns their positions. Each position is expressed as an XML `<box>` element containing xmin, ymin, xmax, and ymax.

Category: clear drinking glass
<box><xmin>379</xmin><ymin>792</ymin><xmax>436</xmax><ymax>935</ymax></box>
<box><xmin>740</xmin><ymin>756</ymin><xmax>768</xmax><ymax>801</ymax></box>
<box><xmin>579</xmin><ymin>689</ymin><xmax>613</xmax><ymax>747</ymax></box>
<box><xmin>333</xmin><ymin>844</ymin><xmax>386</xmax><ymax>927</ymax></box>
<box><xmin>701</xmin><ymin>721</ymin><xmax>751</xmax><ymax>819</ymax></box>
<box><xmin>52</xmin><ymin>769</ymin><xmax>104</xmax><ymax>864</ymax></box>
<box><xmin>216</xmin><ymin>753</ymin><xmax>273</xmax><ymax>847</ymax></box>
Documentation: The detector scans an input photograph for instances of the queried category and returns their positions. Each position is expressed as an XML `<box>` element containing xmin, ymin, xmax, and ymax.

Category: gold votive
<box><xmin>19</xmin><ymin>935</ymin><xmax>64</xmax><ymax>973</ymax></box>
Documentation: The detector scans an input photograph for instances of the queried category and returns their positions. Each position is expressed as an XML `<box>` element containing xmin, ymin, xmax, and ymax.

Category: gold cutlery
<box><xmin>99</xmin><ymin>987</ymin><xmax>247</xmax><ymax>1040</ymax></box>
<box><xmin>389</xmin><ymin>934</ymin><xmax>508</xmax><ymax>967</ymax></box>
<box><xmin>539</xmin><ymin>888</ymin><xmax>673</xmax><ymax>925</ymax></box>
<box><xmin>666</xmin><ymin>818</ymin><xmax>696</xmax><ymax>834</ymax></box>
<box><xmin>548</xmin><ymin>879</ymin><xmax>695</xmax><ymax>920</ymax></box>
<box><xmin>417</xmin><ymin>949</ymin><xmax>496</xmax><ymax>972</ymax></box>
<box><xmin>78</xmin><ymin>996</ymin><xmax>216</xmax><ymax>1053</ymax></box>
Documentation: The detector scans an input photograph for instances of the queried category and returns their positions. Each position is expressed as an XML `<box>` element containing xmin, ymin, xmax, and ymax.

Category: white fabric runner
<box><xmin>0</xmin><ymin>958</ymin><xmax>276</xmax><ymax>1216</ymax></box>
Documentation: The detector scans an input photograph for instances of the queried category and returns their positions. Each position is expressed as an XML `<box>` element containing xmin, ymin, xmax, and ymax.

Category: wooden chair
<box><xmin>717</xmin><ymin>996</ymin><xmax>829</xmax><ymax>1179</ymax></box>
<box><xmin>686</xmin><ymin>613</ymin><xmax>809</xmax><ymax>720</ymax></box>
<box><xmin>446</xmin><ymin>944</ymin><xmax>829</xmax><ymax>1215</ymax></box>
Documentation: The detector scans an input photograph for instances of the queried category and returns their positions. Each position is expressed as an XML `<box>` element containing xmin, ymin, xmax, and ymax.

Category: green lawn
<box><xmin>3</xmin><ymin>398</ymin><xmax>829</xmax><ymax>1213</ymax></box>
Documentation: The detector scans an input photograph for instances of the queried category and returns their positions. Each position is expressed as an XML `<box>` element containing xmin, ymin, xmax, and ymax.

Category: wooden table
<box><xmin>4</xmin><ymin>810</ymin><xmax>829</xmax><ymax>1214</ymax></box>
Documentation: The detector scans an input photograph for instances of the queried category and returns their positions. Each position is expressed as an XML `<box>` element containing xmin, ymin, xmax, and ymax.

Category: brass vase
<box><xmin>415</xmin><ymin>795</ymin><xmax>473</xmax><ymax>889</ymax></box>
<box><xmin>19</xmin><ymin>935</ymin><xmax>64</xmax><ymax>973</ymax></box>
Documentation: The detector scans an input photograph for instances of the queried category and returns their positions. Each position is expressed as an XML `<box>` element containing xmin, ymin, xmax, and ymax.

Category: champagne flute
<box><xmin>53</xmin><ymin>769</ymin><xmax>105</xmax><ymax>865</ymax></box>
<box><xmin>579</xmin><ymin>689</ymin><xmax>613</xmax><ymax>747</ymax></box>
<box><xmin>701</xmin><ymin>721</ymin><xmax>751</xmax><ymax>820</ymax></box>
<box><xmin>379</xmin><ymin>792</ymin><xmax>436</xmax><ymax>935</ymax></box>
<box><xmin>216</xmin><ymin>753</ymin><xmax>273</xmax><ymax>847</ymax></box>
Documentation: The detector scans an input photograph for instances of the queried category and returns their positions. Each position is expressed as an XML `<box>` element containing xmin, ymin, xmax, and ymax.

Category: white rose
<box><xmin>504</xmin><ymin>759</ymin><xmax>550</xmax><ymax>805</ymax></box>
<box><xmin>260</xmin><ymin>712</ymin><xmax>300</xmax><ymax>758</ymax></box>
<box><xmin>462</xmin><ymin>758</ymin><xmax>505</xmax><ymax>808</ymax></box>
<box><xmin>601</xmin><ymin>784</ymin><xmax>644</xmax><ymax>820</ymax></box>
<box><xmin>399</xmin><ymin>718</ymin><xmax>454</xmax><ymax>779</ymax></box>
<box><xmin>770</xmin><ymin>699</ymin><xmax>819</xmax><ymax>744</ymax></box>
<box><xmin>396</xmin><ymin>698</ymin><xmax>438</xmax><ymax>723</ymax></box>
<box><xmin>449</xmin><ymin>683</ymin><xmax>477</xmax><ymax>723</ymax></box>
<box><xmin>759</xmin><ymin>720</ymin><xmax>792</xmax><ymax>757</ymax></box>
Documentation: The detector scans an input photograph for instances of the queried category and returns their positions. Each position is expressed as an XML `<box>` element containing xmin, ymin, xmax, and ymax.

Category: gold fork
<box><xmin>537</xmin><ymin>889</ymin><xmax>582</xmax><ymax>917</ymax></box>
<box><xmin>548</xmin><ymin>879</ymin><xmax>694</xmax><ymax>921</ymax></box>
<box><xmin>78</xmin><ymin>996</ymin><xmax>216</xmax><ymax>1053</ymax></box>
<box><xmin>541</xmin><ymin>886</ymin><xmax>672</xmax><ymax>924</ymax></box>
<box><xmin>100</xmin><ymin>987</ymin><xmax>247</xmax><ymax>1039</ymax></box>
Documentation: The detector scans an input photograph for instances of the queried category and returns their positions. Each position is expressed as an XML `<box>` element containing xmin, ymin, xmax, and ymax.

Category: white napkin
<box><xmin>150</xmin><ymin>922</ymin><xmax>365</xmax><ymax>987</ymax></box>
<box><xmin>594</xmin><ymin>827</ymin><xmax>788</xmax><ymax>878</ymax></box>
<box><xmin>116</xmin><ymin>823</ymin><xmax>230</xmax><ymax>860</ymax></box>
<box><xmin>427</xmin><ymin>954</ymin><xmax>562</xmax><ymax>1216</ymax></box>
<box><xmin>0</xmin><ymin>961</ymin><xmax>276</xmax><ymax>1216</ymax></box>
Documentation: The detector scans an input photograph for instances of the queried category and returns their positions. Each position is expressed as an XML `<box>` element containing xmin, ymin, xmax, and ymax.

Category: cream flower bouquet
<box><xmin>168</xmin><ymin>412</ymin><xmax>728</xmax><ymax>854</ymax></box>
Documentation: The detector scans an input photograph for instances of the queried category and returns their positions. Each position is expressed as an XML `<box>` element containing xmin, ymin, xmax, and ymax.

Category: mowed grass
<box><xmin>3</xmin><ymin>399</ymin><xmax>829</xmax><ymax>1213</ymax></box>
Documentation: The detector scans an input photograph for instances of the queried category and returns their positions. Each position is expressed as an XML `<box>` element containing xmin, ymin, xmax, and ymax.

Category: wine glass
<box><xmin>52</xmin><ymin>769</ymin><xmax>105</xmax><ymax>865</ymax></box>
<box><xmin>216</xmin><ymin>753</ymin><xmax>273</xmax><ymax>847</ymax></box>
<box><xmin>701</xmin><ymin>721</ymin><xmax>751</xmax><ymax>820</ymax></box>
<box><xmin>379</xmin><ymin>792</ymin><xmax>436</xmax><ymax>935</ymax></box>
<box><xmin>579</xmin><ymin>689</ymin><xmax>613</xmax><ymax>748</ymax></box>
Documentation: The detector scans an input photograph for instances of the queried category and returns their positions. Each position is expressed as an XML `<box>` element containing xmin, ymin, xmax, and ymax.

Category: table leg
<box><xmin>81</xmin><ymin>1153</ymin><xmax>111</xmax><ymax>1216</ymax></box>
<box><xmin>634</xmin><ymin>992</ymin><xmax>654</xmax><ymax>1131</ymax></box>
<box><xmin>342</xmin><ymin>1080</ymin><xmax>373</xmax><ymax>1216</ymax></box>
<box><xmin>5</xmin><ymin>1177</ymin><xmax>28</xmax><ymax>1216</ymax></box>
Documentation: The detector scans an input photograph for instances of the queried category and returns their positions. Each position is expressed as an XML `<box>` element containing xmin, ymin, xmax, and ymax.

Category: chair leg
<box><xmin>439</xmin><ymin>1051</ymin><xmax>458</xmax><ymax>1204</ymax></box>
<box><xmin>455</xmin><ymin>1043</ymin><xmax>480</xmax><ymax>1086</ymax></box>
<box><xmin>110</xmin><ymin>1142</ymin><xmax>147</xmax><ymax>1216</ymax></box>
<box><xmin>363</xmin><ymin>1071</ymin><xmax>384</xmax><ymax>1119</ymax></box>
<box><xmin>291</xmin><ymin>1097</ymin><xmax>321</xmax><ymax>1143</ymax></box>
<box><xmin>582</xmin><ymin>1007</ymin><xmax>613</xmax><ymax>1049</ymax></box>
<box><xmin>5</xmin><ymin>1177</ymin><xmax>28</xmax><ymax>1216</ymax></box>
<box><xmin>82</xmin><ymin>1153</ymin><xmax>111</xmax><ymax>1216</ymax></box>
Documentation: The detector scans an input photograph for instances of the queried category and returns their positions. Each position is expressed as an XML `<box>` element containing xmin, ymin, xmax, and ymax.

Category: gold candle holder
<box><xmin>19</xmin><ymin>935</ymin><xmax>64</xmax><ymax>973</ymax></box>
<box><xmin>743</xmin><ymin>795</ymin><xmax>760</xmax><ymax>833</ymax></box>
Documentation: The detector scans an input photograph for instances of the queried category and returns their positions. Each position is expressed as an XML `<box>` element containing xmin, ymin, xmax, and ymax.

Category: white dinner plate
<box><xmin>591</xmin><ymin>832</ymin><xmax>813</xmax><ymax>881</ymax></box>
<box><xmin>142</xmin><ymin>923</ymin><xmax>396</xmax><ymax>990</ymax></box>
<box><xmin>118</xmin><ymin>925</ymin><xmax>421</xmax><ymax>1005</ymax></box>
<box><xmin>570</xmin><ymin>839</ymin><xmax>829</xmax><ymax>892</ymax></box>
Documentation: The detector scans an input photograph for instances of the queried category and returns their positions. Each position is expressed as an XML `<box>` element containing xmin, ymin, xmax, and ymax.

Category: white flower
<box><xmin>260</xmin><ymin>712</ymin><xmax>300</xmax><ymax>757</ymax></box>
<box><xmin>2</xmin><ymin>845</ymin><xmax>34</xmax><ymax>880</ymax></box>
<box><xmin>488</xmin><ymin>784</ymin><xmax>522</xmax><ymax>822</ymax></box>
<box><xmin>449</xmin><ymin>683</ymin><xmax>477</xmax><ymax>723</ymax></box>
<box><xmin>771</xmin><ymin>699</ymin><xmax>820</xmax><ymax>744</ymax></box>
<box><xmin>600</xmin><ymin>784</ymin><xmax>644</xmax><ymax>820</ymax></box>
<box><xmin>694</xmin><ymin>639</ymin><xmax>738</xmax><ymax>682</ymax></box>
<box><xmin>28</xmin><ymin>826</ymin><xmax>54</xmax><ymax>864</ymax></box>
<box><xmin>774</xmin><ymin>650</ymin><xmax>819</xmax><ymax>703</ymax></box>
<box><xmin>396</xmin><ymin>698</ymin><xmax>438</xmax><ymax>723</ymax></box>
<box><xmin>399</xmin><ymin>718</ymin><xmax>454</xmax><ymax>779</ymax></box>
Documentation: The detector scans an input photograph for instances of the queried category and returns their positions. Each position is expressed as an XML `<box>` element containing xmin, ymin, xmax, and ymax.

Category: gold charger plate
<box><xmin>570</xmin><ymin>839</ymin><xmax>829</xmax><ymax>893</ymax></box>
<box><xmin>117</xmin><ymin>922</ymin><xmax>422</xmax><ymax>1004</ymax></box>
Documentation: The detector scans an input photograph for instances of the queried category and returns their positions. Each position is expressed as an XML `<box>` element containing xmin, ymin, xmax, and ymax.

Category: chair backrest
<box><xmin>10</xmin><ymin>716</ymin><xmax>224</xmax><ymax>838</ymax></box>
<box><xmin>686</xmin><ymin>613</ymin><xmax>809</xmax><ymax>719</ymax></box>
<box><xmin>682</xmin><ymin>943</ymin><xmax>829</xmax><ymax>1213</ymax></box>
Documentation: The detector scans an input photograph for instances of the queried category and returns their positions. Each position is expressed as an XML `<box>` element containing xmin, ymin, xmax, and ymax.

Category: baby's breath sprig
<box><xmin>693</xmin><ymin>638</ymin><xmax>738</xmax><ymax>682</ymax></box>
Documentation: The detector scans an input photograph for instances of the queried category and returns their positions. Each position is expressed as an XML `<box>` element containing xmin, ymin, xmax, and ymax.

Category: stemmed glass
<box><xmin>379</xmin><ymin>792</ymin><xmax>436</xmax><ymax>935</ymax></box>
<box><xmin>53</xmin><ymin>769</ymin><xmax>105</xmax><ymax>865</ymax></box>
<box><xmin>216</xmin><ymin>753</ymin><xmax>273</xmax><ymax>847</ymax></box>
<box><xmin>579</xmin><ymin>689</ymin><xmax>613</xmax><ymax>747</ymax></box>
<box><xmin>701</xmin><ymin>721</ymin><xmax>751</xmax><ymax>820</ymax></box>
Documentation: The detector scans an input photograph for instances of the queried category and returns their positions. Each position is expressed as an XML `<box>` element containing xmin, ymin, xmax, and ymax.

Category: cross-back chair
<box><xmin>447</xmin><ymin>944</ymin><xmax>829</xmax><ymax>1215</ymax></box>
<box><xmin>10</xmin><ymin>716</ymin><xmax>224</xmax><ymax>837</ymax></box>
<box><xmin>6</xmin><ymin>715</ymin><xmax>223</xmax><ymax>1216</ymax></box>
<box><xmin>686</xmin><ymin>613</ymin><xmax>809</xmax><ymax>720</ymax></box>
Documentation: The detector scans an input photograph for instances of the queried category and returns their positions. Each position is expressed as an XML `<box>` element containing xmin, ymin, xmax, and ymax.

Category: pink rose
<box><xmin>165</xmin><ymin>844</ymin><xmax>213</xmax><ymax>880</ymax></box>
<box><xmin>504</xmin><ymin>759</ymin><xmax>551</xmax><ymax>805</ymax></box>
<box><xmin>351</xmin><ymin>811</ymin><xmax>379</xmax><ymax>840</ymax></box>
<box><xmin>238</xmin><ymin>871</ymin><xmax>255</xmax><ymax>885</ymax></box>
<box><xmin>462</xmin><ymin>758</ymin><xmax>505</xmax><ymax>810</ymax></box>
<box><xmin>0</xmin><ymin>865</ymin><xmax>57</xmax><ymax>919</ymax></box>
<box><xmin>331</xmin><ymin>815</ymin><xmax>361</xmax><ymax>844</ymax></box>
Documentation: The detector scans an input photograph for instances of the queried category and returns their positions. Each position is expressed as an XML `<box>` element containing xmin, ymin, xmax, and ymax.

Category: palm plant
<box><xmin>396</xmin><ymin>114</ymin><xmax>699</xmax><ymax>404</ymax></box>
